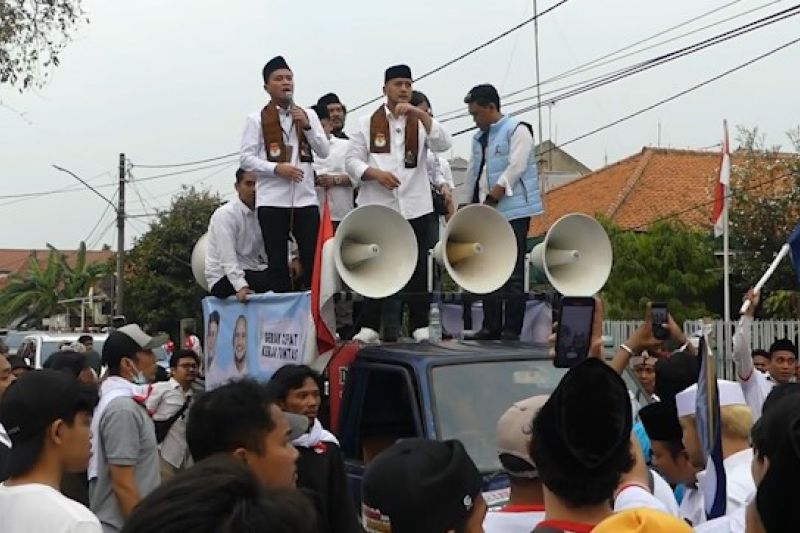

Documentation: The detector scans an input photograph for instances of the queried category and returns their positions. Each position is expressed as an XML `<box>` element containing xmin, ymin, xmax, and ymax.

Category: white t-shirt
<box><xmin>0</xmin><ymin>483</ymin><xmax>101</xmax><ymax>533</ymax></box>
<box><xmin>483</xmin><ymin>504</ymin><xmax>546</xmax><ymax>533</ymax></box>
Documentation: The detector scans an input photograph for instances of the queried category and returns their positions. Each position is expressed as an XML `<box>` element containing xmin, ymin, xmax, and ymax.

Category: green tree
<box><xmin>729</xmin><ymin>127</ymin><xmax>800</xmax><ymax>318</ymax></box>
<box><xmin>601</xmin><ymin>220</ymin><xmax>721</xmax><ymax>323</ymax></box>
<box><xmin>0</xmin><ymin>241</ymin><xmax>109</xmax><ymax>324</ymax></box>
<box><xmin>1</xmin><ymin>0</ymin><xmax>86</xmax><ymax>90</ymax></box>
<box><xmin>124</xmin><ymin>187</ymin><xmax>222</xmax><ymax>331</ymax></box>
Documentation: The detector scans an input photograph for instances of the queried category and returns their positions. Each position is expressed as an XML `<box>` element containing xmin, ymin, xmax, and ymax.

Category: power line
<box><xmin>347</xmin><ymin>0</ymin><xmax>572</xmax><ymax>113</ymax></box>
<box><xmin>129</xmin><ymin>152</ymin><xmax>238</xmax><ymax>169</ymax></box>
<box><xmin>447</xmin><ymin>7</ymin><xmax>800</xmax><ymax>134</ymax></box>
<box><xmin>134</xmin><ymin>160</ymin><xmax>236</xmax><ymax>183</ymax></box>
<box><xmin>435</xmin><ymin>0</ymin><xmax>781</xmax><ymax>119</ymax></box>
<box><xmin>0</xmin><ymin>169</ymin><xmax>114</xmax><ymax>202</ymax></box>
<box><xmin>84</xmin><ymin>189</ymin><xmax>119</xmax><ymax>243</ymax></box>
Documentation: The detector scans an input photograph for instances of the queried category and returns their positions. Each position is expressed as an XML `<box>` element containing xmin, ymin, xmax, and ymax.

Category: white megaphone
<box><xmin>529</xmin><ymin>213</ymin><xmax>612</xmax><ymax>296</ymax></box>
<box><xmin>191</xmin><ymin>233</ymin><xmax>209</xmax><ymax>291</ymax></box>
<box><xmin>333</xmin><ymin>205</ymin><xmax>418</xmax><ymax>299</ymax></box>
<box><xmin>432</xmin><ymin>204</ymin><xmax>517</xmax><ymax>294</ymax></box>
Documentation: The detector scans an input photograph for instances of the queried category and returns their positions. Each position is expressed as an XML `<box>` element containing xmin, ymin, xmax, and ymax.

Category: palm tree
<box><xmin>0</xmin><ymin>242</ymin><xmax>110</xmax><ymax>325</ymax></box>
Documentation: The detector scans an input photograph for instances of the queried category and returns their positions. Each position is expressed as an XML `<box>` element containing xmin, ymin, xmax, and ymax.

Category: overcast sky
<box><xmin>1</xmin><ymin>0</ymin><xmax>798</xmax><ymax>251</ymax></box>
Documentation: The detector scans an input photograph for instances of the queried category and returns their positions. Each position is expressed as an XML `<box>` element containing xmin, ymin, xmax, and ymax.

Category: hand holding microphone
<box><xmin>285</xmin><ymin>91</ymin><xmax>310</xmax><ymax>129</ymax></box>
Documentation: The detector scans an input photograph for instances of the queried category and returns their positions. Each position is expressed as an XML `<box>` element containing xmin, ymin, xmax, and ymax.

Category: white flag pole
<box><xmin>740</xmin><ymin>244</ymin><xmax>792</xmax><ymax>314</ymax></box>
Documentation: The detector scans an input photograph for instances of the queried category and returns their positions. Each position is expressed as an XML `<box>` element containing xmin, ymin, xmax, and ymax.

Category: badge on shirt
<box><xmin>300</xmin><ymin>142</ymin><xmax>312</xmax><ymax>160</ymax></box>
<box><xmin>374</xmin><ymin>133</ymin><xmax>387</xmax><ymax>148</ymax></box>
<box><xmin>404</xmin><ymin>149</ymin><xmax>417</xmax><ymax>167</ymax></box>
<box><xmin>269</xmin><ymin>143</ymin><xmax>282</xmax><ymax>159</ymax></box>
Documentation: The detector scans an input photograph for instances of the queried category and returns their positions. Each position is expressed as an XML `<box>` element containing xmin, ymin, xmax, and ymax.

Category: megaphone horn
<box><xmin>434</xmin><ymin>204</ymin><xmax>517</xmax><ymax>294</ymax></box>
<box><xmin>191</xmin><ymin>233</ymin><xmax>210</xmax><ymax>291</ymax></box>
<box><xmin>530</xmin><ymin>213</ymin><xmax>612</xmax><ymax>296</ymax></box>
<box><xmin>333</xmin><ymin>205</ymin><xmax>418</xmax><ymax>299</ymax></box>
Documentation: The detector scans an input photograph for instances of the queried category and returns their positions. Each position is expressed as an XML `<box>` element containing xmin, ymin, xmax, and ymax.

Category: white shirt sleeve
<box><xmin>732</xmin><ymin>315</ymin><xmax>769</xmax><ymax>420</ymax></box>
<box><xmin>345</xmin><ymin>122</ymin><xmax>371</xmax><ymax>183</ymax></box>
<box><xmin>208</xmin><ymin>210</ymin><xmax>248</xmax><ymax>292</ymax></box>
<box><xmin>497</xmin><ymin>125</ymin><xmax>534</xmax><ymax>196</ymax></box>
<box><xmin>304</xmin><ymin>108</ymin><xmax>330</xmax><ymax>159</ymax></box>
<box><xmin>440</xmin><ymin>158</ymin><xmax>455</xmax><ymax>187</ymax></box>
<box><xmin>425</xmin><ymin>118</ymin><xmax>452</xmax><ymax>154</ymax></box>
<box><xmin>614</xmin><ymin>485</ymin><xmax>669</xmax><ymax>514</ymax></box>
<box><xmin>240</xmin><ymin>114</ymin><xmax>278</xmax><ymax>176</ymax></box>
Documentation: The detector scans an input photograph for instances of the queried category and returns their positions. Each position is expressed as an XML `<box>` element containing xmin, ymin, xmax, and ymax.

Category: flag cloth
<box><xmin>695</xmin><ymin>336</ymin><xmax>727</xmax><ymax>520</ymax></box>
<box><xmin>789</xmin><ymin>222</ymin><xmax>800</xmax><ymax>283</ymax></box>
<box><xmin>311</xmin><ymin>196</ymin><xmax>339</xmax><ymax>355</ymax></box>
<box><xmin>711</xmin><ymin>120</ymin><xmax>731</xmax><ymax>238</ymax></box>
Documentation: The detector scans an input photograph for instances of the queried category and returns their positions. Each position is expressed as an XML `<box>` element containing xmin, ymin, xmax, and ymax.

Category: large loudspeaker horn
<box><xmin>333</xmin><ymin>205</ymin><xmax>418</xmax><ymax>299</ymax></box>
<box><xmin>530</xmin><ymin>213</ymin><xmax>612</xmax><ymax>296</ymax></box>
<box><xmin>191</xmin><ymin>233</ymin><xmax>209</xmax><ymax>291</ymax></box>
<box><xmin>433</xmin><ymin>204</ymin><xmax>517</xmax><ymax>294</ymax></box>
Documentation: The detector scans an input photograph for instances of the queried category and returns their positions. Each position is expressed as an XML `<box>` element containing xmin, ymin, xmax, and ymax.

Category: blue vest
<box><xmin>466</xmin><ymin>115</ymin><xmax>542</xmax><ymax>221</ymax></box>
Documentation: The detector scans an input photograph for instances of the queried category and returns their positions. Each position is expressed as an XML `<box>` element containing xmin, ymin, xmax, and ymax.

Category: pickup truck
<box><xmin>324</xmin><ymin>340</ymin><xmax>646</xmax><ymax>508</ymax></box>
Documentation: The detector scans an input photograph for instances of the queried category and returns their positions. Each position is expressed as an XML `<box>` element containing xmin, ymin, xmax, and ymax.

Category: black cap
<box><xmin>769</xmin><ymin>338</ymin><xmax>798</xmax><ymax>357</ymax></box>
<box><xmin>262</xmin><ymin>56</ymin><xmax>291</xmax><ymax>82</ymax></box>
<box><xmin>313</xmin><ymin>103</ymin><xmax>330</xmax><ymax>121</ymax></box>
<box><xmin>533</xmin><ymin>358</ymin><xmax>632</xmax><ymax>478</ymax></box>
<box><xmin>384</xmin><ymin>64</ymin><xmax>412</xmax><ymax>83</ymax></box>
<box><xmin>654</xmin><ymin>350</ymin><xmax>699</xmax><ymax>402</ymax></box>
<box><xmin>0</xmin><ymin>370</ymin><xmax>95</xmax><ymax>474</ymax></box>
<box><xmin>317</xmin><ymin>93</ymin><xmax>342</xmax><ymax>108</ymax></box>
<box><xmin>362</xmin><ymin>439</ymin><xmax>482</xmax><ymax>533</ymax></box>
<box><xmin>639</xmin><ymin>400</ymin><xmax>683</xmax><ymax>443</ymax></box>
<box><xmin>464</xmin><ymin>84</ymin><xmax>500</xmax><ymax>105</ymax></box>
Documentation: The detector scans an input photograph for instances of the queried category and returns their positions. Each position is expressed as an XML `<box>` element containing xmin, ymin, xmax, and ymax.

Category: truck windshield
<box><xmin>431</xmin><ymin>359</ymin><xmax>568</xmax><ymax>472</ymax></box>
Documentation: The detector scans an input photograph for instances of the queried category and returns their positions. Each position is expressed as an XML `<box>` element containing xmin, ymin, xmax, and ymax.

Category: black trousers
<box><xmin>258</xmin><ymin>206</ymin><xmax>319</xmax><ymax>292</ymax></box>
<box><xmin>210</xmin><ymin>269</ymin><xmax>272</xmax><ymax>298</ymax></box>
<box><xmin>360</xmin><ymin>212</ymin><xmax>437</xmax><ymax>333</ymax></box>
<box><xmin>482</xmin><ymin>217</ymin><xmax>530</xmax><ymax>335</ymax></box>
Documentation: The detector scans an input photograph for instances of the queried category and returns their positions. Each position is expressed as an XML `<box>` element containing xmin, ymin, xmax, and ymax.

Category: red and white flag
<box><xmin>311</xmin><ymin>196</ymin><xmax>339</xmax><ymax>356</ymax></box>
<box><xmin>711</xmin><ymin>120</ymin><xmax>730</xmax><ymax>238</ymax></box>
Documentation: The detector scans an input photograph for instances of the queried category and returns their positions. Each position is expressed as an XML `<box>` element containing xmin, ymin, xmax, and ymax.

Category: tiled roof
<box><xmin>530</xmin><ymin>147</ymin><xmax>790</xmax><ymax>236</ymax></box>
<box><xmin>0</xmin><ymin>249</ymin><xmax>112</xmax><ymax>281</ymax></box>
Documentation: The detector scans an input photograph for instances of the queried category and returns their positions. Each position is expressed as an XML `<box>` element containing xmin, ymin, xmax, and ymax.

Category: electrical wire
<box><xmin>133</xmin><ymin>160</ymin><xmax>236</xmax><ymax>183</ymax></box>
<box><xmin>129</xmin><ymin>152</ymin><xmax>238</xmax><ymax>169</ymax></box>
<box><xmin>446</xmin><ymin>6</ymin><xmax>800</xmax><ymax>132</ymax></box>
<box><xmin>347</xmin><ymin>0</ymin><xmax>572</xmax><ymax>113</ymax></box>
<box><xmin>0</xmin><ymin>169</ymin><xmax>115</xmax><ymax>203</ymax></box>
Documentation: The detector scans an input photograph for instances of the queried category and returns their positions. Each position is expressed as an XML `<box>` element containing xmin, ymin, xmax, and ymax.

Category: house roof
<box><xmin>529</xmin><ymin>146</ymin><xmax>791</xmax><ymax>236</ymax></box>
<box><xmin>0</xmin><ymin>249</ymin><xmax>112</xmax><ymax>281</ymax></box>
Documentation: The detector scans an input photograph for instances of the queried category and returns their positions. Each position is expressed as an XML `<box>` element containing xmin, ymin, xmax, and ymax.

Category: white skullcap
<box><xmin>675</xmin><ymin>380</ymin><xmax>746</xmax><ymax>417</ymax></box>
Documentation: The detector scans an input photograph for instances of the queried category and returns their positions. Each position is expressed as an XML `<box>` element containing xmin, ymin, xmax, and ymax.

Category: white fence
<box><xmin>603</xmin><ymin>320</ymin><xmax>800</xmax><ymax>380</ymax></box>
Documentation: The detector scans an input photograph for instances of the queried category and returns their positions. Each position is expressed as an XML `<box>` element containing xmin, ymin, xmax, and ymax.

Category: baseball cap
<box><xmin>103</xmin><ymin>324</ymin><xmax>168</xmax><ymax>366</ymax></box>
<box><xmin>0</xmin><ymin>369</ymin><xmax>98</xmax><ymax>476</ymax></box>
<box><xmin>496</xmin><ymin>395</ymin><xmax>548</xmax><ymax>478</ymax></box>
<box><xmin>362</xmin><ymin>439</ymin><xmax>482</xmax><ymax>533</ymax></box>
<box><xmin>283</xmin><ymin>412</ymin><xmax>311</xmax><ymax>441</ymax></box>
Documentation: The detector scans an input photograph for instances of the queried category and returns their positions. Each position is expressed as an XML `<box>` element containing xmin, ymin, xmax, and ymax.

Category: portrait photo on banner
<box><xmin>202</xmin><ymin>292</ymin><xmax>311</xmax><ymax>389</ymax></box>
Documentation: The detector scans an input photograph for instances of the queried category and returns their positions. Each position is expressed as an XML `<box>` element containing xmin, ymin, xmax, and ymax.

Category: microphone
<box><xmin>285</xmin><ymin>91</ymin><xmax>294</xmax><ymax>109</ymax></box>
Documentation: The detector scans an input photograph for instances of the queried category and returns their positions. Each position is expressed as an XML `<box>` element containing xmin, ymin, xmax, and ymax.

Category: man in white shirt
<box><xmin>206</xmin><ymin>169</ymin><xmax>270</xmax><ymax>301</ymax></box>
<box><xmin>345</xmin><ymin>64</ymin><xmax>452</xmax><ymax>343</ymax></box>
<box><xmin>240</xmin><ymin>55</ymin><xmax>330</xmax><ymax>292</ymax></box>
<box><xmin>0</xmin><ymin>369</ymin><xmax>101</xmax><ymax>533</ymax></box>
<box><xmin>146</xmin><ymin>350</ymin><xmax>198</xmax><ymax>482</ymax></box>
<box><xmin>732</xmin><ymin>290</ymin><xmax>797</xmax><ymax>422</ymax></box>
<box><xmin>462</xmin><ymin>85</ymin><xmax>543</xmax><ymax>341</ymax></box>
<box><xmin>675</xmin><ymin>380</ymin><xmax>756</xmax><ymax>525</ymax></box>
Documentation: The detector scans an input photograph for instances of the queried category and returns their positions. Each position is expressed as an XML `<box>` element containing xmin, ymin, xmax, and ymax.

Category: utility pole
<box><xmin>116</xmin><ymin>153</ymin><xmax>126</xmax><ymax>316</ymax></box>
<box><xmin>533</xmin><ymin>0</ymin><xmax>546</xmax><ymax>183</ymax></box>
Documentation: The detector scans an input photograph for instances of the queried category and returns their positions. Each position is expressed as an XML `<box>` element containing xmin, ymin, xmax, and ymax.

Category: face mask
<box><xmin>127</xmin><ymin>359</ymin><xmax>148</xmax><ymax>385</ymax></box>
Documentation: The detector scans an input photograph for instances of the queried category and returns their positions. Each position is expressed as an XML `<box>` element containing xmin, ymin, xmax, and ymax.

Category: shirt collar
<box><xmin>234</xmin><ymin>197</ymin><xmax>254</xmax><ymax>214</ymax></box>
<box><xmin>723</xmin><ymin>448</ymin><xmax>754</xmax><ymax>470</ymax></box>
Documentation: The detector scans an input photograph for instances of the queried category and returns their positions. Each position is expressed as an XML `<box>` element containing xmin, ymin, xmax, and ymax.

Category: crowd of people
<box><xmin>1</xmin><ymin>55</ymin><xmax>799</xmax><ymax>533</ymax></box>
<box><xmin>204</xmin><ymin>55</ymin><xmax>543</xmax><ymax>343</ymax></box>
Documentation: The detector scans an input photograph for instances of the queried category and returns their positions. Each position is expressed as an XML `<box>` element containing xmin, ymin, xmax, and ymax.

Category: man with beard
<box><xmin>317</xmin><ymin>93</ymin><xmax>348</xmax><ymax>140</ymax></box>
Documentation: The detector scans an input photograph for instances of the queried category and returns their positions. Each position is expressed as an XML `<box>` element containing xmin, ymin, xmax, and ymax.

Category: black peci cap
<box><xmin>362</xmin><ymin>439</ymin><xmax>482</xmax><ymax>533</ymax></box>
<box><xmin>639</xmin><ymin>400</ymin><xmax>683</xmax><ymax>443</ymax></box>
<box><xmin>262</xmin><ymin>56</ymin><xmax>291</xmax><ymax>82</ymax></box>
<box><xmin>384</xmin><ymin>64</ymin><xmax>412</xmax><ymax>83</ymax></box>
<box><xmin>316</xmin><ymin>93</ymin><xmax>342</xmax><ymax>108</ymax></box>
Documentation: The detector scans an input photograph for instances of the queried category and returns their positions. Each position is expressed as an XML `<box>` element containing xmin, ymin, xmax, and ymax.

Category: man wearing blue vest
<box><xmin>462</xmin><ymin>84</ymin><xmax>542</xmax><ymax>340</ymax></box>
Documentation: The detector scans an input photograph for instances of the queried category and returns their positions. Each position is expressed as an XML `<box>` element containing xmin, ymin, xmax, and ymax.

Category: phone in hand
<box><xmin>651</xmin><ymin>302</ymin><xmax>669</xmax><ymax>341</ymax></box>
<box><xmin>554</xmin><ymin>297</ymin><xmax>596</xmax><ymax>368</ymax></box>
